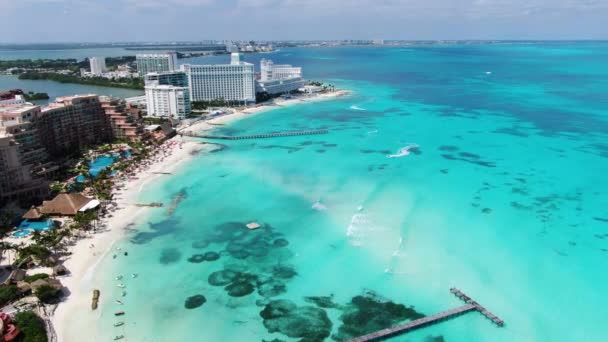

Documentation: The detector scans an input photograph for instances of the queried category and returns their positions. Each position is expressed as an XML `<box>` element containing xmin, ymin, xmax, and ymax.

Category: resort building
<box><xmin>38</xmin><ymin>95</ymin><xmax>112</xmax><ymax>157</ymax></box>
<box><xmin>100</xmin><ymin>96</ymin><xmax>143</xmax><ymax>141</ymax></box>
<box><xmin>136</xmin><ymin>53</ymin><xmax>178</xmax><ymax>76</ymax></box>
<box><xmin>89</xmin><ymin>57</ymin><xmax>107</xmax><ymax>76</ymax></box>
<box><xmin>0</xmin><ymin>94</ymin><xmax>26</xmax><ymax>107</ymax></box>
<box><xmin>144</xmin><ymin>71</ymin><xmax>188</xmax><ymax>88</ymax></box>
<box><xmin>0</xmin><ymin>106</ymin><xmax>50</xmax><ymax>205</ymax></box>
<box><xmin>145</xmin><ymin>85</ymin><xmax>191</xmax><ymax>120</ymax></box>
<box><xmin>181</xmin><ymin>53</ymin><xmax>256</xmax><ymax>104</ymax></box>
<box><xmin>260</xmin><ymin>59</ymin><xmax>302</xmax><ymax>82</ymax></box>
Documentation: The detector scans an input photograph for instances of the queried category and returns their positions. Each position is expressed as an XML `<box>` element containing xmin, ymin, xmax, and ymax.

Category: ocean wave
<box><xmin>350</xmin><ymin>105</ymin><xmax>367</xmax><ymax>111</ymax></box>
<box><xmin>387</xmin><ymin>144</ymin><xmax>419</xmax><ymax>158</ymax></box>
<box><xmin>312</xmin><ymin>200</ymin><xmax>327</xmax><ymax>211</ymax></box>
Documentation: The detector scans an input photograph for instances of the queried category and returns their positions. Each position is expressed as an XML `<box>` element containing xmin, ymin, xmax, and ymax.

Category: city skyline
<box><xmin>1</xmin><ymin>0</ymin><xmax>607</xmax><ymax>43</ymax></box>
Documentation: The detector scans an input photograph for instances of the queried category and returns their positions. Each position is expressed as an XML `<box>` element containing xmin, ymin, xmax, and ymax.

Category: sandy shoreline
<box><xmin>52</xmin><ymin>140</ymin><xmax>209</xmax><ymax>341</ymax></box>
<box><xmin>51</xmin><ymin>89</ymin><xmax>349</xmax><ymax>341</ymax></box>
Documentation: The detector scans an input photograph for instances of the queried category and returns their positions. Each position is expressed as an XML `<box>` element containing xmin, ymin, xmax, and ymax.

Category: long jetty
<box><xmin>180</xmin><ymin>129</ymin><xmax>328</xmax><ymax>140</ymax></box>
<box><xmin>347</xmin><ymin>288</ymin><xmax>504</xmax><ymax>342</ymax></box>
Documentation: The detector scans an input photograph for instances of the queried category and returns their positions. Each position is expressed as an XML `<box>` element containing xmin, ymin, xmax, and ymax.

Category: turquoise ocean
<box><xmin>50</xmin><ymin>43</ymin><xmax>608</xmax><ymax>341</ymax></box>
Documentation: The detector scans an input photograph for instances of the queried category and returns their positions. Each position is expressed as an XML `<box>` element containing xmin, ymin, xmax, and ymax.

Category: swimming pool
<box><xmin>12</xmin><ymin>219</ymin><xmax>57</xmax><ymax>237</ymax></box>
<box><xmin>76</xmin><ymin>150</ymin><xmax>131</xmax><ymax>183</ymax></box>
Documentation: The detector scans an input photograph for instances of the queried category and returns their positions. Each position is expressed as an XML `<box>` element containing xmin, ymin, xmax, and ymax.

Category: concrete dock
<box><xmin>180</xmin><ymin>129</ymin><xmax>328</xmax><ymax>140</ymax></box>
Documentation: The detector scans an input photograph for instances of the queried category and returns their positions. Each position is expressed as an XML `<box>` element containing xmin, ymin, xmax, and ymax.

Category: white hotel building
<box><xmin>89</xmin><ymin>57</ymin><xmax>107</xmax><ymax>76</ymax></box>
<box><xmin>136</xmin><ymin>53</ymin><xmax>178</xmax><ymax>76</ymax></box>
<box><xmin>145</xmin><ymin>85</ymin><xmax>191</xmax><ymax>120</ymax></box>
<box><xmin>256</xmin><ymin>59</ymin><xmax>306</xmax><ymax>95</ymax></box>
<box><xmin>181</xmin><ymin>53</ymin><xmax>255</xmax><ymax>105</ymax></box>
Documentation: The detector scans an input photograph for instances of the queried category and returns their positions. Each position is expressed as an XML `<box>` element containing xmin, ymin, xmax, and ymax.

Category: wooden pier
<box><xmin>347</xmin><ymin>288</ymin><xmax>504</xmax><ymax>342</ymax></box>
<box><xmin>180</xmin><ymin>129</ymin><xmax>328</xmax><ymax>140</ymax></box>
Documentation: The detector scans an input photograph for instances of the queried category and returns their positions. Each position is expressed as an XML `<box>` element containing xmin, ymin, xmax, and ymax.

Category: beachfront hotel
<box><xmin>38</xmin><ymin>95</ymin><xmax>113</xmax><ymax>157</ymax></box>
<box><xmin>145</xmin><ymin>85</ymin><xmax>191</xmax><ymax>120</ymax></box>
<box><xmin>136</xmin><ymin>53</ymin><xmax>178</xmax><ymax>76</ymax></box>
<box><xmin>256</xmin><ymin>59</ymin><xmax>306</xmax><ymax>95</ymax></box>
<box><xmin>181</xmin><ymin>53</ymin><xmax>256</xmax><ymax>104</ymax></box>
<box><xmin>0</xmin><ymin>105</ymin><xmax>50</xmax><ymax>205</ymax></box>
<box><xmin>89</xmin><ymin>57</ymin><xmax>107</xmax><ymax>76</ymax></box>
<box><xmin>100</xmin><ymin>96</ymin><xmax>143</xmax><ymax>141</ymax></box>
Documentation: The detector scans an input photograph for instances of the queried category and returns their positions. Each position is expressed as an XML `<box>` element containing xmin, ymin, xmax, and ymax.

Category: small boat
<box><xmin>116</xmin><ymin>275</ymin><xmax>123</xmax><ymax>280</ymax></box>
<box><xmin>114</xmin><ymin>335</ymin><xmax>124</xmax><ymax>340</ymax></box>
<box><xmin>117</xmin><ymin>284</ymin><xmax>125</xmax><ymax>288</ymax></box>
<box><xmin>114</xmin><ymin>311</ymin><xmax>125</xmax><ymax>316</ymax></box>
<box><xmin>115</xmin><ymin>300</ymin><xmax>124</xmax><ymax>305</ymax></box>
<box><xmin>114</xmin><ymin>322</ymin><xmax>124</xmax><ymax>327</ymax></box>
<box><xmin>131</xmin><ymin>273</ymin><xmax>138</xmax><ymax>278</ymax></box>
<box><xmin>121</xmin><ymin>291</ymin><xmax>127</xmax><ymax>297</ymax></box>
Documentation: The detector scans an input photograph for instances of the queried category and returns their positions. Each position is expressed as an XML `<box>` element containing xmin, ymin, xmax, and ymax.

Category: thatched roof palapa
<box><xmin>39</xmin><ymin>193</ymin><xmax>95</xmax><ymax>216</ymax></box>
<box><xmin>23</xmin><ymin>206</ymin><xmax>43</xmax><ymax>220</ymax></box>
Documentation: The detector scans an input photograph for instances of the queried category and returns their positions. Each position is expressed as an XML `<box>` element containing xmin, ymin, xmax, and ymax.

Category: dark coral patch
<box><xmin>159</xmin><ymin>248</ymin><xmax>181</xmax><ymax>265</ymax></box>
<box><xmin>188</xmin><ymin>254</ymin><xmax>206</xmax><ymax>263</ymax></box>
<box><xmin>332</xmin><ymin>293</ymin><xmax>424</xmax><ymax>341</ymax></box>
<box><xmin>304</xmin><ymin>296</ymin><xmax>342</xmax><ymax>309</ymax></box>
<box><xmin>260</xmin><ymin>300</ymin><xmax>332</xmax><ymax>341</ymax></box>
<box><xmin>257</xmin><ymin>279</ymin><xmax>287</xmax><ymax>298</ymax></box>
<box><xmin>272</xmin><ymin>265</ymin><xmax>297</xmax><ymax>279</ymax></box>
<box><xmin>203</xmin><ymin>251</ymin><xmax>220</xmax><ymax>261</ymax></box>
<box><xmin>208</xmin><ymin>270</ymin><xmax>240</xmax><ymax>286</ymax></box>
<box><xmin>225</xmin><ymin>281</ymin><xmax>255</xmax><ymax>297</ymax></box>
<box><xmin>273</xmin><ymin>239</ymin><xmax>289</xmax><ymax>247</ymax></box>
<box><xmin>184</xmin><ymin>294</ymin><xmax>206</xmax><ymax>309</ymax></box>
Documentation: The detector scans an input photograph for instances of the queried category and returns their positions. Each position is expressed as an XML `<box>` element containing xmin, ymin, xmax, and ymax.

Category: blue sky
<box><xmin>1</xmin><ymin>0</ymin><xmax>607</xmax><ymax>43</ymax></box>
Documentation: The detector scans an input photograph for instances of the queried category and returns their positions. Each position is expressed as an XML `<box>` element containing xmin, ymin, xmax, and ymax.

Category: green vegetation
<box><xmin>14</xmin><ymin>311</ymin><xmax>48</xmax><ymax>342</ymax></box>
<box><xmin>34</xmin><ymin>284</ymin><xmax>60</xmax><ymax>303</ymax></box>
<box><xmin>0</xmin><ymin>210</ymin><xmax>15</xmax><ymax>236</ymax></box>
<box><xmin>0</xmin><ymin>285</ymin><xmax>19</xmax><ymax>307</ymax></box>
<box><xmin>17</xmin><ymin>244</ymin><xmax>51</xmax><ymax>264</ymax></box>
<box><xmin>256</xmin><ymin>91</ymin><xmax>283</xmax><ymax>103</ymax></box>
<box><xmin>24</xmin><ymin>273</ymin><xmax>50</xmax><ymax>283</ymax></box>
<box><xmin>23</xmin><ymin>92</ymin><xmax>50</xmax><ymax>101</ymax></box>
<box><xmin>0</xmin><ymin>56</ymin><xmax>136</xmax><ymax>72</ymax></box>
<box><xmin>18</xmin><ymin>72</ymin><xmax>144</xmax><ymax>90</ymax></box>
<box><xmin>0</xmin><ymin>58</ymin><xmax>78</xmax><ymax>71</ymax></box>
<box><xmin>191</xmin><ymin>99</ymin><xmax>231</xmax><ymax>110</ymax></box>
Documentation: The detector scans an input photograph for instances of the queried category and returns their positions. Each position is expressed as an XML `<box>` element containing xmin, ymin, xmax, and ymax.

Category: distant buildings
<box><xmin>89</xmin><ymin>57</ymin><xmax>107</xmax><ymax>76</ymax></box>
<box><xmin>256</xmin><ymin>59</ymin><xmax>306</xmax><ymax>95</ymax></box>
<box><xmin>145</xmin><ymin>85</ymin><xmax>191</xmax><ymax>120</ymax></box>
<box><xmin>181</xmin><ymin>53</ymin><xmax>255</xmax><ymax>104</ymax></box>
<box><xmin>136</xmin><ymin>53</ymin><xmax>178</xmax><ymax>76</ymax></box>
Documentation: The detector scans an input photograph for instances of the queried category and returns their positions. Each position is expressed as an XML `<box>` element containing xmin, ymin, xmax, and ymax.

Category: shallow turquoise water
<box><xmin>76</xmin><ymin>43</ymin><xmax>608</xmax><ymax>341</ymax></box>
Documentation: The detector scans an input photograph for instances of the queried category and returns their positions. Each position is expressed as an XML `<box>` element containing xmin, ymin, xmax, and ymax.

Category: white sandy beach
<box><xmin>50</xmin><ymin>89</ymin><xmax>349</xmax><ymax>341</ymax></box>
<box><xmin>51</xmin><ymin>139</ymin><xmax>210</xmax><ymax>341</ymax></box>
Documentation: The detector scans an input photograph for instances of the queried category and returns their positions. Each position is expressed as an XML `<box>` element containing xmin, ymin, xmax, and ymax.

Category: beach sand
<box><xmin>52</xmin><ymin>140</ymin><xmax>211</xmax><ymax>341</ymax></box>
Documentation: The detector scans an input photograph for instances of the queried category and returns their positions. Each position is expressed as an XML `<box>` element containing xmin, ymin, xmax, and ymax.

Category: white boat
<box><xmin>116</xmin><ymin>300</ymin><xmax>124</xmax><ymax>305</ymax></box>
<box><xmin>117</xmin><ymin>284</ymin><xmax>125</xmax><ymax>288</ymax></box>
<box><xmin>115</xmin><ymin>275</ymin><xmax>123</xmax><ymax>280</ymax></box>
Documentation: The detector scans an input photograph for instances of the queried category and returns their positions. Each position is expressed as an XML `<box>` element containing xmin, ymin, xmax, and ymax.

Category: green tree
<box><xmin>0</xmin><ymin>285</ymin><xmax>19</xmax><ymax>306</ymax></box>
<box><xmin>14</xmin><ymin>311</ymin><xmax>48</xmax><ymax>342</ymax></box>
<box><xmin>35</xmin><ymin>284</ymin><xmax>60</xmax><ymax>303</ymax></box>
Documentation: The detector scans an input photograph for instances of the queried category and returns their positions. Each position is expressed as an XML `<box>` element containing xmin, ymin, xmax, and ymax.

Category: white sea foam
<box><xmin>350</xmin><ymin>105</ymin><xmax>367</xmax><ymax>111</ymax></box>
<box><xmin>387</xmin><ymin>144</ymin><xmax>419</xmax><ymax>158</ymax></box>
<box><xmin>312</xmin><ymin>200</ymin><xmax>327</xmax><ymax>211</ymax></box>
<box><xmin>367</xmin><ymin>130</ymin><xmax>378</xmax><ymax>135</ymax></box>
